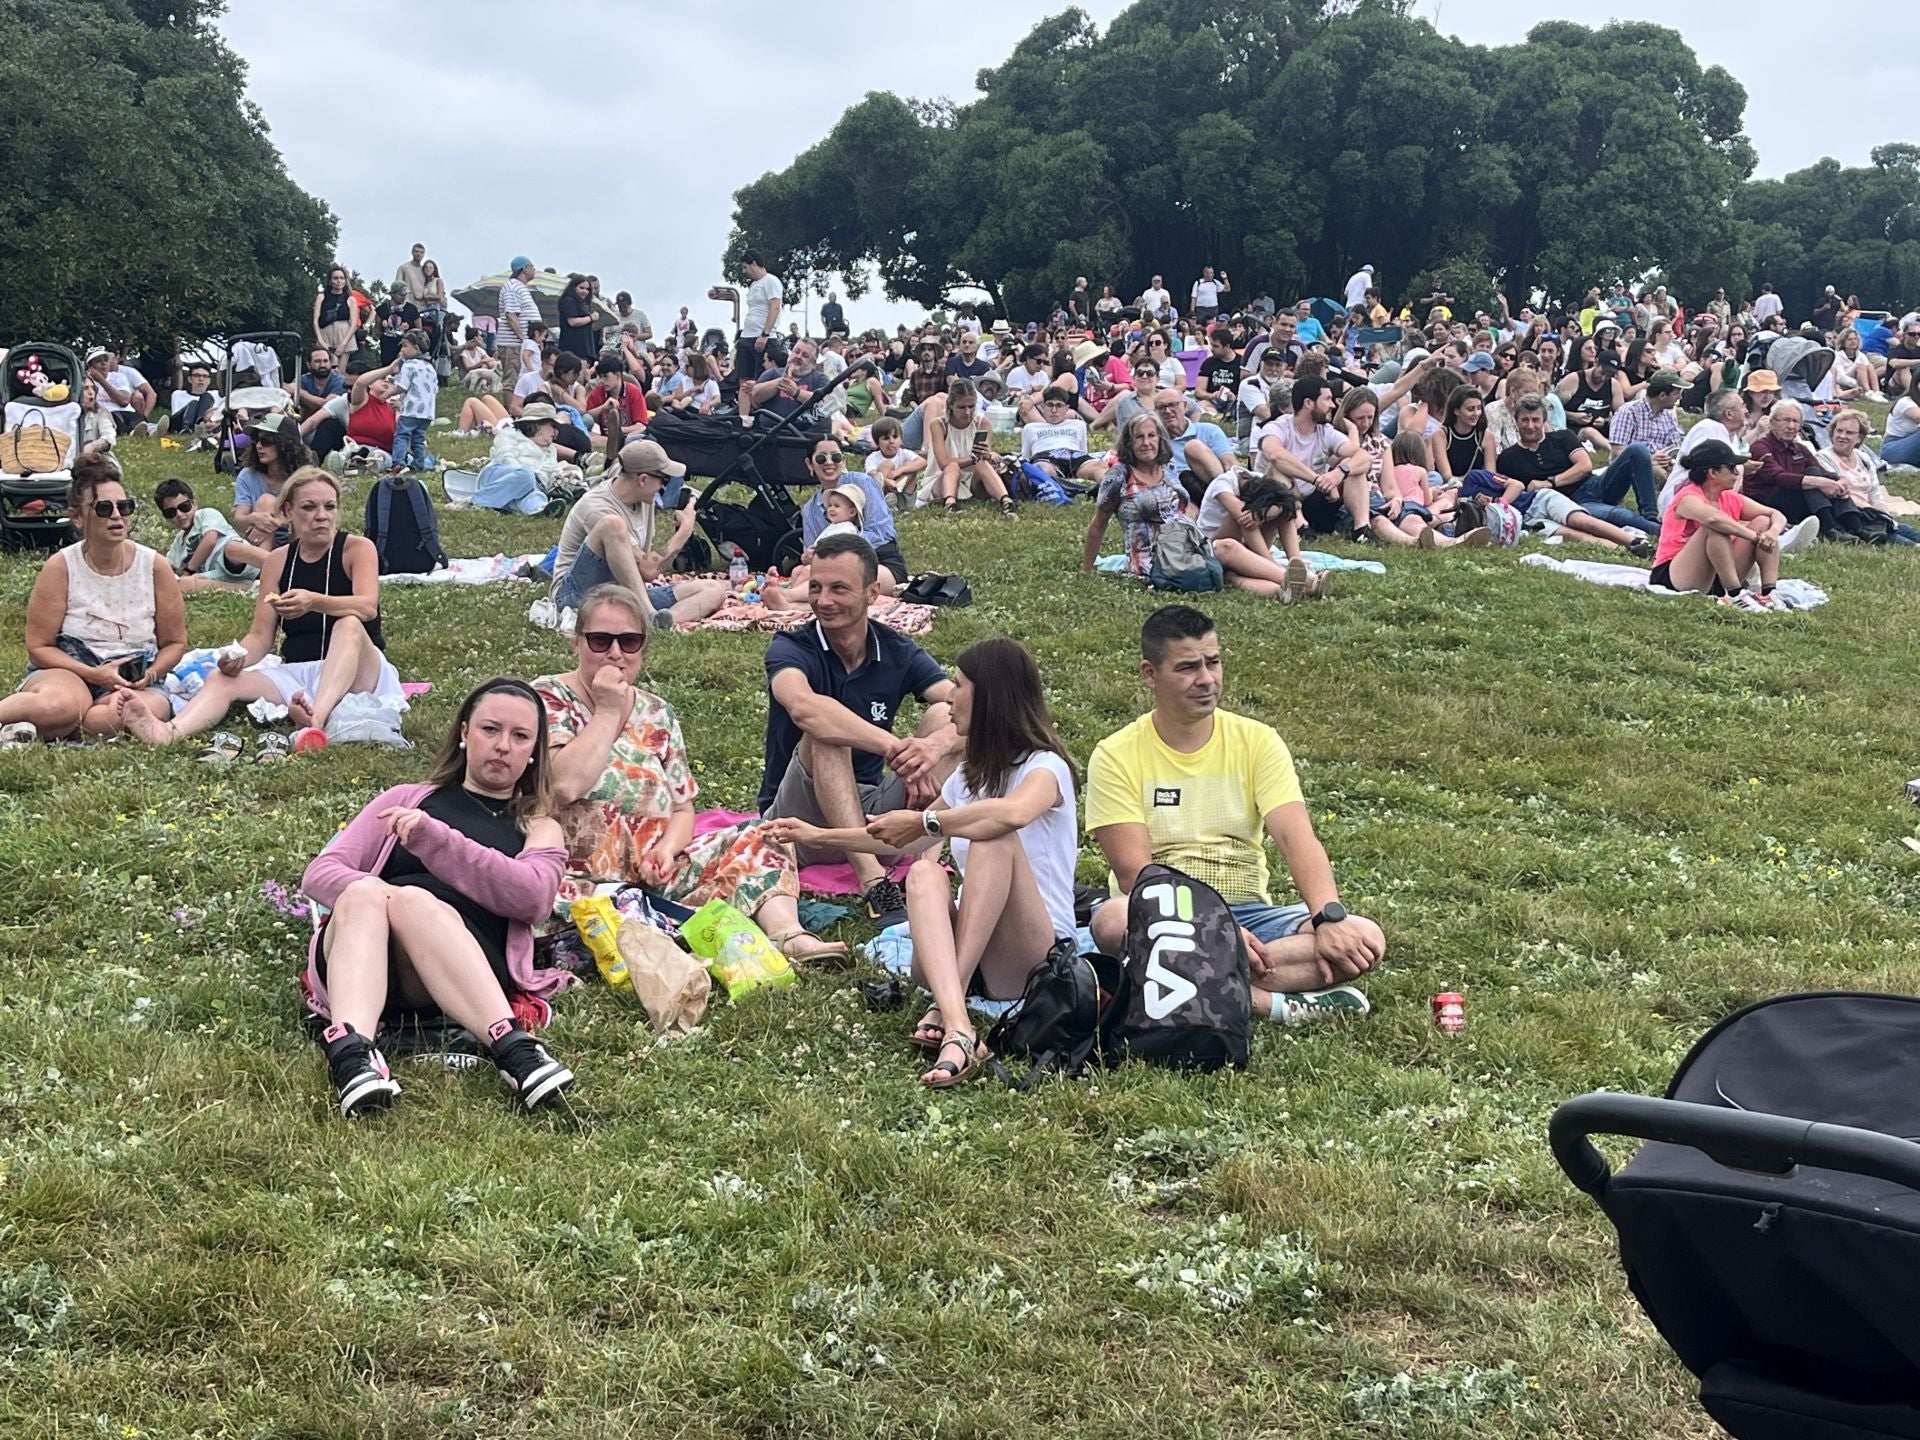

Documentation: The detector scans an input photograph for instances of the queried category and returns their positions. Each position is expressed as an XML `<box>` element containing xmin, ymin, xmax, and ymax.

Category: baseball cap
<box><xmin>1462</xmin><ymin>351</ymin><xmax>1496</xmax><ymax>374</ymax></box>
<box><xmin>618</xmin><ymin>438</ymin><xmax>686</xmax><ymax>477</ymax></box>
<box><xmin>1646</xmin><ymin>368</ymin><xmax>1686</xmax><ymax>395</ymax></box>
<box><xmin>826</xmin><ymin>482</ymin><xmax>868</xmax><ymax>519</ymax></box>
<box><xmin>245</xmin><ymin>412</ymin><xmax>299</xmax><ymax>442</ymax></box>
<box><xmin>509</xmin><ymin>255</ymin><xmax>532</xmax><ymax>273</ymax></box>
<box><xmin>1684</xmin><ymin>438</ymin><xmax>1742</xmax><ymax>474</ymax></box>
<box><xmin>1743</xmin><ymin>369</ymin><xmax>1781</xmax><ymax>392</ymax></box>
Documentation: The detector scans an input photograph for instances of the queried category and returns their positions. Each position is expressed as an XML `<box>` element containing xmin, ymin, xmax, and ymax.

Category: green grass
<box><xmin>4</xmin><ymin>402</ymin><xmax>1920</xmax><ymax>1438</ymax></box>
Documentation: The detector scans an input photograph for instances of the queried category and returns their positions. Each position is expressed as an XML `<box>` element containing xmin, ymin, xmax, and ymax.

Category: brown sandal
<box><xmin>921</xmin><ymin>1030</ymin><xmax>988</xmax><ymax>1089</ymax></box>
<box><xmin>908</xmin><ymin>1009</ymin><xmax>945</xmax><ymax>1052</ymax></box>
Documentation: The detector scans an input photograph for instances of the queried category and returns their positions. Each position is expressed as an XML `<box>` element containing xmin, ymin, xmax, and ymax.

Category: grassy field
<box><xmin>3</xmin><ymin>402</ymin><xmax>1919</xmax><ymax>1438</ymax></box>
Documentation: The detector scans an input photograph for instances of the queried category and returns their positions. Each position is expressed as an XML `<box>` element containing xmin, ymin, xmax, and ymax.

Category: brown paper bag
<box><xmin>617</xmin><ymin>919</ymin><xmax>710</xmax><ymax>1035</ymax></box>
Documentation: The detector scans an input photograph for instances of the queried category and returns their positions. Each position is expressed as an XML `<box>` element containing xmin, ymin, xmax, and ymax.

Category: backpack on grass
<box><xmin>1107</xmin><ymin>863</ymin><xmax>1251</xmax><ymax>1071</ymax></box>
<box><xmin>986</xmin><ymin>940</ymin><xmax>1118</xmax><ymax>1090</ymax></box>
<box><xmin>365</xmin><ymin>475</ymin><xmax>448</xmax><ymax>575</ymax></box>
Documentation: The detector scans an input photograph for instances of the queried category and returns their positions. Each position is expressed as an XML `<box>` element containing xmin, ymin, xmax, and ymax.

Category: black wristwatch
<box><xmin>1308</xmin><ymin>901</ymin><xmax>1348</xmax><ymax>929</ymax></box>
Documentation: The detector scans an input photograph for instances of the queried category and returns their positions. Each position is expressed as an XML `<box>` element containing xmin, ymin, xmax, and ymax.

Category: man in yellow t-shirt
<box><xmin>1086</xmin><ymin>605</ymin><xmax>1385</xmax><ymax>1025</ymax></box>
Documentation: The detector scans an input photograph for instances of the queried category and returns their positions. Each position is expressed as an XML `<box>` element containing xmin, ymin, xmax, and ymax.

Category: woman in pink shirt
<box><xmin>300</xmin><ymin>678</ymin><xmax>577</xmax><ymax>1117</ymax></box>
<box><xmin>1649</xmin><ymin>439</ymin><xmax>1788</xmax><ymax>610</ymax></box>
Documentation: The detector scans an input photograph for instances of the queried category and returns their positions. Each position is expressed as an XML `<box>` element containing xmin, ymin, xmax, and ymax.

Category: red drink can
<box><xmin>1432</xmin><ymin>992</ymin><xmax>1466</xmax><ymax>1034</ymax></box>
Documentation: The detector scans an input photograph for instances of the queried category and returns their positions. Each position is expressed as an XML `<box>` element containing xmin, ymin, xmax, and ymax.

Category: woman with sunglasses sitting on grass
<box><xmin>0</xmin><ymin>455</ymin><xmax>186</xmax><ymax>746</ymax></box>
<box><xmin>300</xmin><ymin>677</ymin><xmax>576</xmax><ymax>1118</ymax></box>
<box><xmin>531</xmin><ymin>585</ymin><xmax>845</xmax><ymax>963</ymax></box>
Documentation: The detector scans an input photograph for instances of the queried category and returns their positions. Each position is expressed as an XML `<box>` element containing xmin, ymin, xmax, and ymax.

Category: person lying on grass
<box><xmin>768</xmin><ymin>637</ymin><xmax>1078</xmax><ymax>1088</ymax></box>
<box><xmin>1648</xmin><ymin>439</ymin><xmax>1791</xmax><ymax>610</ymax></box>
<box><xmin>121</xmin><ymin>468</ymin><xmax>404</xmax><ymax>750</ymax></box>
<box><xmin>154</xmin><ymin>478</ymin><xmax>270</xmax><ymax>593</ymax></box>
<box><xmin>532</xmin><ymin>584</ymin><xmax>845</xmax><ymax>963</ymax></box>
<box><xmin>300</xmin><ymin>677</ymin><xmax>576</xmax><ymax>1118</ymax></box>
<box><xmin>0</xmin><ymin>455</ymin><xmax>185</xmax><ymax>745</ymax></box>
<box><xmin>1086</xmin><ymin>604</ymin><xmax>1385</xmax><ymax>1026</ymax></box>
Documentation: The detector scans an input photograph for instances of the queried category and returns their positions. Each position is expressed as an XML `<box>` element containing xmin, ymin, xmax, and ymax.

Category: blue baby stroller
<box><xmin>1553</xmin><ymin>991</ymin><xmax>1920</xmax><ymax>1439</ymax></box>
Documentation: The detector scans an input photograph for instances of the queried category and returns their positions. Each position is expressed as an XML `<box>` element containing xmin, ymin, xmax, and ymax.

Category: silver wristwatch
<box><xmin>922</xmin><ymin>809</ymin><xmax>943</xmax><ymax>838</ymax></box>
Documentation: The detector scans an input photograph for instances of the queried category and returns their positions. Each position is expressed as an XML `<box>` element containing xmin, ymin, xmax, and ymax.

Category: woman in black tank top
<box><xmin>277</xmin><ymin>529</ymin><xmax>386</xmax><ymax>662</ymax></box>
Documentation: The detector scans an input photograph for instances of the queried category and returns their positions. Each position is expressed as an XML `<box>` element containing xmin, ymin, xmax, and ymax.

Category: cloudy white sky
<box><xmin>220</xmin><ymin>0</ymin><xmax>1904</xmax><ymax>334</ymax></box>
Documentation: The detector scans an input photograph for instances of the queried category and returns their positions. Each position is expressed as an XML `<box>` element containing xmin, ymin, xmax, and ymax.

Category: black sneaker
<box><xmin>863</xmin><ymin>876</ymin><xmax>908</xmax><ymax>922</ymax></box>
<box><xmin>486</xmin><ymin>1020</ymin><xmax>574</xmax><ymax>1110</ymax></box>
<box><xmin>321</xmin><ymin>1022</ymin><xmax>400</xmax><ymax>1118</ymax></box>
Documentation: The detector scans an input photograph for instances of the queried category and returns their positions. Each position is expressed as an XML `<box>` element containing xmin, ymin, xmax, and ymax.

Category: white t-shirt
<box><xmin>1661</xmin><ymin>419</ymin><xmax>1744</xmax><ymax>514</ymax></box>
<box><xmin>743</xmin><ymin>273</ymin><xmax>784</xmax><ymax>337</ymax></box>
<box><xmin>939</xmin><ymin>750</ymin><xmax>1079</xmax><ymax>943</ymax></box>
<box><xmin>865</xmin><ymin>447</ymin><xmax>922</xmax><ymax>479</ymax></box>
<box><xmin>1197</xmin><ymin>474</ymin><xmax>1245</xmax><ymax>535</ymax></box>
<box><xmin>1141</xmin><ymin>286</ymin><xmax>1171</xmax><ymax>316</ymax></box>
<box><xmin>1344</xmin><ymin>270</ymin><xmax>1372</xmax><ymax>307</ymax></box>
<box><xmin>1888</xmin><ymin>396</ymin><xmax>1920</xmax><ymax>440</ymax></box>
<box><xmin>1255</xmin><ymin>416</ymin><xmax>1344</xmax><ymax>478</ymax></box>
<box><xmin>514</xmin><ymin>366</ymin><xmax>544</xmax><ymax>401</ymax></box>
<box><xmin>1192</xmin><ymin>278</ymin><xmax>1222</xmax><ymax>308</ymax></box>
<box><xmin>105</xmin><ymin>365</ymin><xmax>145</xmax><ymax>413</ymax></box>
<box><xmin>1004</xmin><ymin>364</ymin><xmax>1047</xmax><ymax>397</ymax></box>
<box><xmin>1752</xmin><ymin>293</ymin><xmax>1783</xmax><ymax>322</ymax></box>
<box><xmin>1021</xmin><ymin>417</ymin><xmax>1089</xmax><ymax>460</ymax></box>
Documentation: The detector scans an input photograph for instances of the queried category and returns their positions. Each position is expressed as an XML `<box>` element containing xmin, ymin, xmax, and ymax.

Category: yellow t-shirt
<box><xmin>1085</xmin><ymin>709</ymin><xmax>1303</xmax><ymax>905</ymax></box>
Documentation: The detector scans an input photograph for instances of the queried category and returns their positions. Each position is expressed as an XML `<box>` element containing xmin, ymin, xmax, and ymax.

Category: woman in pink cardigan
<box><xmin>301</xmin><ymin>677</ymin><xmax>576</xmax><ymax>1117</ymax></box>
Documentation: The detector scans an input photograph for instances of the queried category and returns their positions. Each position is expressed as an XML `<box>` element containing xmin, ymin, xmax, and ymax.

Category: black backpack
<box><xmin>1106</xmin><ymin>863</ymin><xmax>1251</xmax><ymax>1071</ymax></box>
<box><xmin>365</xmin><ymin>476</ymin><xmax>447</xmax><ymax>575</ymax></box>
<box><xmin>986</xmin><ymin>940</ymin><xmax>1119</xmax><ymax>1090</ymax></box>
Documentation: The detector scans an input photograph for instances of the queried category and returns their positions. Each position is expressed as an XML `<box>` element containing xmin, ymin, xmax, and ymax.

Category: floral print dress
<box><xmin>534</xmin><ymin>676</ymin><xmax>797</xmax><ymax>914</ymax></box>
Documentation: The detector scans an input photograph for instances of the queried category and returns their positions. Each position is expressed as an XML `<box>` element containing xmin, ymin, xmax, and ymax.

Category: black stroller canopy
<box><xmin>1554</xmin><ymin>992</ymin><xmax>1920</xmax><ymax>1440</ymax></box>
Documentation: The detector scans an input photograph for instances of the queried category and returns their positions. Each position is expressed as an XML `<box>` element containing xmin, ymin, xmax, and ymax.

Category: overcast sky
<box><xmin>220</xmin><ymin>0</ymin><xmax>1907</xmax><ymax>335</ymax></box>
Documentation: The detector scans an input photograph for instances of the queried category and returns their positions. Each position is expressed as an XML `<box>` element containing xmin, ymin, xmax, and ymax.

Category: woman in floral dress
<box><xmin>534</xmin><ymin>584</ymin><xmax>844</xmax><ymax>961</ymax></box>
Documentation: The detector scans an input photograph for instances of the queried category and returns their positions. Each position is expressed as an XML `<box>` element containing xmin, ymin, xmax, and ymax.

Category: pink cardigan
<box><xmin>300</xmin><ymin>781</ymin><xmax>574</xmax><ymax>1018</ymax></box>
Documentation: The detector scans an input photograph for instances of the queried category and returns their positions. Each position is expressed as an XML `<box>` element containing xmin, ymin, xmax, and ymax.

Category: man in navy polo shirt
<box><xmin>760</xmin><ymin>533</ymin><xmax>958</xmax><ymax>919</ymax></box>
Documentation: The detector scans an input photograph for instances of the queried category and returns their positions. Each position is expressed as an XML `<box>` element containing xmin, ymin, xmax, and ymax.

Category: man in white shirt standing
<box><xmin>1140</xmin><ymin>274</ymin><xmax>1171</xmax><ymax>322</ymax></box>
<box><xmin>498</xmin><ymin>256</ymin><xmax>541</xmax><ymax>393</ymax></box>
<box><xmin>734</xmin><ymin>249</ymin><xmax>784</xmax><ymax>424</ymax></box>
<box><xmin>1343</xmin><ymin>263</ymin><xmax>1374</xmax><ymax>309</ymax></box>
<box><xmin>393</xmin><ymin>243</ymin><xmax>429</xmax><ymax>303</ymax></box>
<box><xmin>1190</xmin><ymin>266</ymin><xmax>1229</xmax><ymax>324</ymax></box>
<box><xmin>1752</xmin><ymin>284</ymin><xmax>1784</xmax><ymax>325</ymax></box>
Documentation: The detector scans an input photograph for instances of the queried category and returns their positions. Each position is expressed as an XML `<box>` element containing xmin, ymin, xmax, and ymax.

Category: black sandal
<box><xmin>999</xmin><ymin>496</ymin><xmax>1018</xmax><ymax>518</ymax></box>
<box><xmin>921</xmin><ymin>1031</ymin><xmax>987</xmax><ymax>1089</ymax></box>
<box><xmin>942</xmin><ymin>496</ymin><xmax>959</xmax><ymax>514</ymax></box>
<box><xmin>908</xmin><ymin>1009</ymin><xmax>945</xmax><ymax>1052</ymax></box>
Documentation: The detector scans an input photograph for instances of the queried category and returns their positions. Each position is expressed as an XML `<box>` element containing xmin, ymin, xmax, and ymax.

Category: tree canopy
<box><xmin>0</xmin><ymin>0</ymin><xmax>336</xmax><ymax>348</ymax></box>
<box><xmin>730</xmin><ymin>0</ymin><xmax>1906</xmax><ymax>320</ymax></box>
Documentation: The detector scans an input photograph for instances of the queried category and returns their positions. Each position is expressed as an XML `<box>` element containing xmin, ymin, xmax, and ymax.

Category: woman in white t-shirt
<box><xmin>766</xmin><ymin>638</ymin><xmax>1079</xmax><ymax>1088</ymax></box>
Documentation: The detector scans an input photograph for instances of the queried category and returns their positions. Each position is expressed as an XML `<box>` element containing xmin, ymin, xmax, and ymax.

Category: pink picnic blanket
<box><xmin>687</xmin><ymin>591</ymin><xmax>937</xmax><ymax>636</ymax></box>
<box><xmin>695</xmin><ymin>807</ymin><xmax>914</xmax><ymax>893</ymax></box>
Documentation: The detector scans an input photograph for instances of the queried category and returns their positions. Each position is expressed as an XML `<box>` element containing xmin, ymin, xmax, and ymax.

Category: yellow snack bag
<box><xmin>570</xmin><ymin>895</ymin><xmax>629</xmax><ymax>991</ymax></box>
<box><xmin>680</xmin><ymin>898</ymin><xmax>793</xmax><ymax>1001</ymax></box>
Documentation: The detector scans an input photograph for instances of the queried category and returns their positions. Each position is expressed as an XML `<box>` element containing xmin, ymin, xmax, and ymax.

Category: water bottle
<box><xmin>728</xmin><ymin>547</ymin><xmax>749</xmax><ymax>588</ymax></box>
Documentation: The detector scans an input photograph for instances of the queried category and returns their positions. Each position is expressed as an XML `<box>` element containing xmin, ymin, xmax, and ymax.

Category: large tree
<box><xmin>1735</xmin><ymin>146</ymin><xmax>1920</xmax><ymax>317</ymax></box>
<box><xmin>0</xmin><ymin>0</ymin><xmax>336</xmax><ymax>347</ymax></box>
<box><xmin>729</xmin><ymin>1</ymin><xmax>1764</xmax><ymax>316</ymax></box>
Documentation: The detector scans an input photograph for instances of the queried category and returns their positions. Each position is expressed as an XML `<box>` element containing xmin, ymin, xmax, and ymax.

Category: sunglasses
<box><xmin>159</xmin><ymin>501</ymin><xmax>193</xmax><ymax>519</ymax></box>
<box><xmin>812</xmin><ymin>452</ymin><xmax>845</xmax><ymax>466</ymax></box>
<box><xmin>92</xmin><ymin>498</ymin><xmax>137</xmax><ymax>518</ymax></box>
<box><xmin>581</xmin><ymin>630</ymin><xmax>647</xmax><ymax>655</ymax></box>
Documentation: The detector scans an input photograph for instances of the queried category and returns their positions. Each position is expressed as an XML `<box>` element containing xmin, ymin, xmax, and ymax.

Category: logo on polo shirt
<box><xmin>1153</xmin><ymin>787</ymin><xmax>1181</xmax><ymax>807</ymax></box>
<box><xmin>870</xmin><ymin>701</ymin><xmax>889</xmax><ymax>722</ymax></box>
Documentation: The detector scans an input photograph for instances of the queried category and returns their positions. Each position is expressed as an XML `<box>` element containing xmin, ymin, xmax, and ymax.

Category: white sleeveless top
<box><xmin>59</xmin><ymin>541</ymin><xmax>157</xmax><ymax>659</ymax></box>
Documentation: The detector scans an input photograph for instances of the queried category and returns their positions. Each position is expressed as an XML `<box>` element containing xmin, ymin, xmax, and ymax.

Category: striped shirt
<box><xmin>499</xmin><ymin>277</ymin><xmax>539</xmax><ymax>340</ymax></box>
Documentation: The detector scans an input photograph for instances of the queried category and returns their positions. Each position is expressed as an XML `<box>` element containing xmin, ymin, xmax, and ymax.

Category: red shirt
<box><xmin>586</xmin><ymin>381</ymin><xmax>649</xmax><ymax>428</ymax></box>
<box><xmin>348</xmin><ymin>394</ymin><xmax>396</xmax><ymax>451</ymax></box>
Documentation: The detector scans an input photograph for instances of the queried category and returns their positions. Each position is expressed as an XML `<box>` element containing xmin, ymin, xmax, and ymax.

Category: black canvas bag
<box><xmin>1106</xmin><ymin>863</ymin><xmax>1251</xmax><ymax>1071</ymax></box>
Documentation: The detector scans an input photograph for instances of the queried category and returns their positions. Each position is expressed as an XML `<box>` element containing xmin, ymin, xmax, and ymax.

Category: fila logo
<box><xmin>1152</xmin><ymin>787</ymin><xmax>1181</xmax><ymax>807</ymax></box>
<box><xmin>1139</xmin><ymin>880</ymin><xmax>1198</xmax><ymax>1019</ymax></box>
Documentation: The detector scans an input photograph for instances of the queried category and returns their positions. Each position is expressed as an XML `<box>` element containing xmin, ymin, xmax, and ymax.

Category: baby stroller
<box><xmin>212</xmin><ymin>331</ymin><xmax>303</xmax><ymax>474</ymax></box>
<box><xmin>1764</xmin><ymin>334</ymin><xmax>1841</xmax><ymax>448</ymax></box>
<box><xmin>664</xmin><ymin>360</ymin><xmax>879</xmax><ymax>573</ymax></box>
<box><xmin>1</xmin><ymin>341</ymin><xmax>85</xmax><ymax>551</ymax></box>
<box><xmin>1552</xmin><ymin>991</ymin><xmax>1920</xmax><ymax>1440</ymax></box>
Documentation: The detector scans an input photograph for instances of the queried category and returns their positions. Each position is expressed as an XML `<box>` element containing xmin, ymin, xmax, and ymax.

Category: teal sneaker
<box><xmin>1269</xmin><ymin>986</ymin><xmax>1371</xmax><ymax>1026</ymax></box>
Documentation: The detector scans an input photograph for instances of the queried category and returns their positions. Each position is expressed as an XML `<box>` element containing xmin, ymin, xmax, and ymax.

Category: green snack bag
<box><xmin>680</xmin><ymin>898</ymin><xmax>794</xmax><ymax>1001</ymax></box>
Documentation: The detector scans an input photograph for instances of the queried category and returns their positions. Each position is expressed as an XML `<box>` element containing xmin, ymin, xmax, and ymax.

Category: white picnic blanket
<box><xmin>1519</xmin><ymin>553</ymin><xmax>1829</xmax><ymax>609</ymax></box>
<box><xmin>380</xmin><ymin>553</ymin><xmax>546</xmax><ymax>586</ymax></box>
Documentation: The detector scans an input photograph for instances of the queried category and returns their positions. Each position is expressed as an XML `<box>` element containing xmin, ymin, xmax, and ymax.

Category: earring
<box><xmin>458</xmin><ymin>740</ymin><xmax>466</xmax><ymax>749</ymax></box>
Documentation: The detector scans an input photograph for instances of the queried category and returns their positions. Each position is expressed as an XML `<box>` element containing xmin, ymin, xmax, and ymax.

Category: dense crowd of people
<box><xmin>4</xmin><ymin>246</ymin><xmax>1911</xmax><ymax>1113</ymax></box>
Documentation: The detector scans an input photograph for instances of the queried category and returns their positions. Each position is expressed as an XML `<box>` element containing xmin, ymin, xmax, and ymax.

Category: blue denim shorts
<box><xmin>553</xmin><ymin>544</ymin><xmax>676</xmax><ymax>620</ymax></box>
<box><xmin>1228</xmin><ymin>901</ymin><xmax>1311</xmax><ymax>943</ymax></box>
<box><xmin>17</xmin><ymin>636</ymin><xmax>156</xmax><ymax>701</ymax></box>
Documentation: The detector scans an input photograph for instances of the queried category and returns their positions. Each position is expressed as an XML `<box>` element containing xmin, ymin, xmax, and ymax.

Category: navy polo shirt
<box><xmin>758</xmin><ymin>618</ymin><xmax>948</xmax><ymax>812</ymax></box>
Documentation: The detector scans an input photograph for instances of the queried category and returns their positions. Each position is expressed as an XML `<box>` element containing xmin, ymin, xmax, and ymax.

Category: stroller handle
<box><xmin>1550</xmin><ymin>1093</ymin><xmax>1920</xmax><ymax>1199</ymax></box>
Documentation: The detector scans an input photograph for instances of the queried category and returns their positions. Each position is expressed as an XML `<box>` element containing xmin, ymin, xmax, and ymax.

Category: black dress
<box><xmin>557</xmin><ymin>290</ymin><xmax>598</xmax><ymax>362</ymax></box>
<box><xmin>377</xmin><ymin>786</ymin><xmax>525</xmax><ymax>989</ymax></box>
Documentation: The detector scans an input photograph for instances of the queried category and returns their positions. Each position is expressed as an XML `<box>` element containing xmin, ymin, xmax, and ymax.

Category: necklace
<box><xmin>463</xmin><ymin>786</ymin><xmax>513</xmax><ymax>818</ymax></box>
